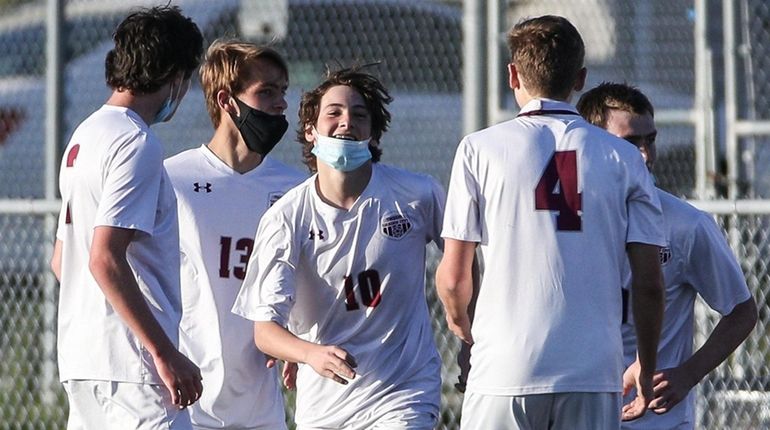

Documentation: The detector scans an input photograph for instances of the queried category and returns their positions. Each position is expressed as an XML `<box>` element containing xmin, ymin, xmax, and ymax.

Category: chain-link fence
<box><xmin>0</xmin><ymin>0</ymin><xmax>768</xmax><ymax>429</ymax></box>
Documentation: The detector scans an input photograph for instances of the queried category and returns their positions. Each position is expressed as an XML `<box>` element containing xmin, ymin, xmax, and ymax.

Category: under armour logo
<box><xmin>309</xmin><ymin>229</ymin><xmax>325</xmax><ymax>240</ymax></box>
<box><xmin>193</xmin><ymin>182</ymin><xmax>212</xmax><ymax>193</ymax></box>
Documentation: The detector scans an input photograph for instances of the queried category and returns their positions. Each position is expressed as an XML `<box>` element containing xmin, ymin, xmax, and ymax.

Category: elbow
<box><xmin>88</xmin><ymin>251</ymin><xmax>114</xmax><ymax>285</ymax></box>
<box><xmin>737</xmin><ymin>298</ymin><xmax>759</xmax><ymax>335</ymax></box>
<box><xmin>50</xmin><ymin>257</ymin><xmax>61</xmax><ymax>282</ymax></box>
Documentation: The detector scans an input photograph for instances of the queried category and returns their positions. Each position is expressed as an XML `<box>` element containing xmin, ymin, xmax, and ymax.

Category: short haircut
<box><xmin>297</xmin><ymin>66</ymin><xmax>392</xmax><ymax>173</ymax></box>
<box><xmin>199</xmin><ymin>40</ymin><xmax>289</xmax><ymax>128</ymax></box>
<box><xmin>105</xmin><ymin>6</ymin><xmax>203</xmax><ymax>94</ymax></box>
<box><xmin>576</xmin><ymin>82</ymin><xmax>655</xmax><ymax>128</ymax></box>
<box><xmin>507</xmin><ymin>15</ymin><xmax>585</xmax><ymax>99</ymax></box>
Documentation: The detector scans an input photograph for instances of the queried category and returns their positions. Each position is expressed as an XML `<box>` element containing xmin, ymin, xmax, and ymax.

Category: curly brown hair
<box><xmin>105</xmin><ymin>6</ymin><xmax>203</xmax><ymax>94</ymax></box>
<box><xmin>296</xmin><ymin>66</ymin><xmax>392</xmax><ymax>172</ymax></box>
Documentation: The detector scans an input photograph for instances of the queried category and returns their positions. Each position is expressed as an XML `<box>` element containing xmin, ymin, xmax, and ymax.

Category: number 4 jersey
<box><xmin>232</xmin><ymin>163</ymin><xmax>445</xmax><ymax>429</ymax></box>
<box><xmin>164</xmin><ymin>145</ymin><xmax>305</xmax><ymax>429</ymax></box>
<box><xmin>442</xmin><ymin>99</ymin><xmax>665</xmax><ymax>396</ymax></box>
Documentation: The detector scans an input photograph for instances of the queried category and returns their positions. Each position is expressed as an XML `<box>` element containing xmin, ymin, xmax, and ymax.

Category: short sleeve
<box><xmin>232</xmin><ymin>210</ymin><xmax>298</xmax><ymax>327</ymax></box>
<box><xmin>626</xmin><ymin>156</ymin><xmax>665</xmax><ymax>246</ymax></box>
<box><xmin>95</xmin><ymin>132</ymin><xmax>161</xmax><ymax>235</ymax></box>
<box><xmin>685</xmin><ymin>213</ymin><xmax>752</xmax><ymax>315</ymax></box>
<box><xmin>426</xmin><ymin>176</ymin><xmax>446</xmax><ymax>250</ymax></box>
<box><xmin>442</xmin><ymin>137</ymin><xmax>482</xmax><ymax>242</ymax></box>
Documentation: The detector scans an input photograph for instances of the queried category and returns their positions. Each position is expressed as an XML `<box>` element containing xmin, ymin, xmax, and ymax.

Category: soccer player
<box><xmin>49</xmin><ymin>6</ymin><xmax>203</xmax><ymax>429</ymax></box>
<box><xmin>232</xmin><ymin>67</ymin><xmax>445</xmax><ymax>429</ymax></box>
<box><xmin>577</xmin><ymin>82</ymin><xmax>758</xmax><ymax>430</ymax></box>
<box><xmin>164</xmin><ymin>40</ymin><xmax>305</xmax><ymax>430</ymax></box>
<box><xmin>436</xmin><ymin>15</ymin><xmax>666</xmax><ymax>429</ymax></box>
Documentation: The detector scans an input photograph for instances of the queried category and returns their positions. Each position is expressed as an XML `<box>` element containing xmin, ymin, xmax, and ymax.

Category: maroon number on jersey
<box><xmin>535</xmin><ymin>150</ymin><xmax>582</xmax><ymax>231</ymax></box>
<box><xmin>219</xmin><ymin>236</ymin><xmax>255</xmax><ymax>280</ymax></box>
<box><xmin>343</xmin><ymin>269</ymin><xmax>382</xmax><ymax>311</ymax></box>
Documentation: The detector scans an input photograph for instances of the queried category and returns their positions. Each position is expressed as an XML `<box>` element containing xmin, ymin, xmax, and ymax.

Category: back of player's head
<box><xmin>199</xmin><ymin>40</ymin><xmax>288</xmax><ymax>128</ymax></box>
<box><xmin>105</xmin><ymin>6</ymin><xmax>203</xmax><ymax>94</ymax></box>
<box><xmin>297</xmin><ymin>66</ymin><xmax>393</xmax><ymax>172</ymax></box>
<box><xmin>507</xmin><ymin>15</ymin><xmax>585</xmax><ymax>99</ymax></box>
<box><xmin>576</xmin><ymin>82</ymin><xmax>655</xmax><ymax>128</ymax></box>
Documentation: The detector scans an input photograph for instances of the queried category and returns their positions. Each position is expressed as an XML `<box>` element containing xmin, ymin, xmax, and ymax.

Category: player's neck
<box><xmin>207</xmin><ymin>126</ymin><xmax>263</xmax><ymax>174</ymax></box>
<box><xmin>315</xmin><ymin>162</ymin><xmax>372</xmax><ymax>210</ymax></box>
<box><xmin>106</xmin><ymin>89</ymin><xmax>165</xmax><ymax>126</ymax></box>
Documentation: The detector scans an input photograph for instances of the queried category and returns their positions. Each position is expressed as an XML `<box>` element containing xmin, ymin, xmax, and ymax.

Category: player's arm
<box><xmin>50</xmin><ymin>239</ymin><xmax>62</xmax><ymax>282</ymax></box>
<box><xmin>89</xmin><ymin>225</ymin><xmax>203</xmax><ymax>407</ymax></box>
<box><xmin>622</xmin><ymin>242</ymin><xmax>664</xmax><ymax>421</ymax></box>
<box><xmin>436</xmin><ymin>238</ymin><xmax>477</xmax><ymax>345</ymax></box>
<box><xmin>253</xmin><ymin>321</ymin><xmax>356</xmax><ymax>385</ymax></box>
<box><xmin>647</xmin><ymin>297</ymin><xmax>756</xmax><ymax>414</ymax></box>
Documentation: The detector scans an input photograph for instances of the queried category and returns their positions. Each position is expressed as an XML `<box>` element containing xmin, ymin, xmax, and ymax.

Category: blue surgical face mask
<box><xmin>311</xmin><ymin>128</ymin><xmax>372</xmax><ymax>172</ymax></box>
<box><xmin>151</xmin><ymin>80</ymin><xmax>183</xmax><ymax>125</ymax></box>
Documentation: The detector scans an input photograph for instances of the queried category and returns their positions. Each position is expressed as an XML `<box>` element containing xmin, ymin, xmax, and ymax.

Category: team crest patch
<box><xmin>381</xmin><ymin>211</ymin><xmax>412</xmax><ymax>239</ymax></box>
<box><xmin>659</xmin><ymin>246</ymin><xmax>672</xmax><ymax>265</ymax></box>
<box><xmin>268</xmin><ymin>192</ymin><xmax>284</xmax><ymax>207</ymax></box>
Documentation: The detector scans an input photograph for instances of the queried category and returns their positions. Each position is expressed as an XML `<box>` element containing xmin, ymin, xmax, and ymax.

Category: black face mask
<box><xmin>229</xmin><ymin>97</ymin><xmax>288</xmax><ymax>155</ymax></box>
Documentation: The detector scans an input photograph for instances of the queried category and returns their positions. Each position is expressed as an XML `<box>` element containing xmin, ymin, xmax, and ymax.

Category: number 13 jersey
<box><xmin>442</xmin><ymin>99</ymin><xmax>665</xmax><ymax>396</ymax></box>
<box><xmin>233</xmin><ymin>163</ymin><xmax>445</xmax><ymax>429</ymax></box>
<box><xmin>165</xmin><ymin>145</ymin><xmax>305</xmax><ymax>429</ymax></box>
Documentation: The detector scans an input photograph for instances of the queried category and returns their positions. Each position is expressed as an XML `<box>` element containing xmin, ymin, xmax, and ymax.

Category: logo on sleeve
<box><xmin>659</xmin><ymin>246</ymin><xmax>672</xmax><ymax>265</ymax></box>
<box><xmin>380</xmin><ymin>211</ymin><xmax>412</xmax><ymax>239</ymax></box>
<box><xmin>193</xmin><ymin>182</ymin><xmax>212</xmax><ymax>193</ymax></box>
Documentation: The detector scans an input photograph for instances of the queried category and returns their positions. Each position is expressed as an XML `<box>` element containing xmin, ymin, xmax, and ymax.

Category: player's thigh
<box><xmin>460</xmin><ymin>392</ymin><xmax>552</xmax><ymax>430</ymax></box>
<box><xmin>371</xmin><ymin>405</ymin><xmax>438</xmax><ymax>429</ymax></box>
<box><xmin>64</xmin><ymin>380</ymin><xmax>191</xmax><ymax>430</ymax></box>
<box><xmin>551</xmin><ymin>392</ymin><xmax>620</xmax><ymax>430</ymax></box>
<box><xmin>63</xmin><ymin>380</ymin><xmax>106</xmax><ymax>430</ymax></box>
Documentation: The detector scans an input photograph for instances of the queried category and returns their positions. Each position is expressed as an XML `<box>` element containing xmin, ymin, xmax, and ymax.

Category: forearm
<box><xmin>436</xmin><ymin>239</ymin><xmax>477</xmax><ymax>328</ymax></box>
<box><xmin>90</xmin><ymin>254</ymin><xmax>176</xmax><ymax>359</ymax></box>
<box><xmin>680</xmin><ymin>298</ymin><xmax>757</xmax><ymax>384</ymax></box>
<box><xmin>254</xmin><ymin>321</ymin><xmax>320</xmax><ymax>364</ymax></box>
<box><xmin>50</xmin><ymin>239</ymin><xmax>62</xmax><ymax>282</ymax></box>
<box><xmin>436</xmin><ymin>270</ymin><xmax>473</xmax><ymax>328</ymax></box>
<box><xmin>627</xmin><ymin>243</ymin><xmax>665</xmax><ymax>374</ymax></box>
<box><xmin>631</xmin><ymin>281</ymin><xmax>663</xmax><ymax>373</ymax></box>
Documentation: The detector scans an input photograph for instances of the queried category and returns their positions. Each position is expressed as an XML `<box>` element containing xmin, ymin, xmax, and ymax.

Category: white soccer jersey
<box><xmin>55</xmin><ymin>105</ymin><xmax>181</xmax><ymax>384</ymax></box>
<box><xmin>165</xmin><ymin>145</ymin><xmax>305</xmax><ymax>430</ymax></box>
<box><xmin>232</xmin><ymin>163</ymin><xmax>445</xmax><ymax>429</ymax></box>
<box><xmin>442</xmin><ymin>99</ymin><xmax>665</xmax><ymax>396</ymax></box>
<box><xmin>621</xmin><ymin>189</ymin><xmax>752</xmax><ymax>430</ymax></box>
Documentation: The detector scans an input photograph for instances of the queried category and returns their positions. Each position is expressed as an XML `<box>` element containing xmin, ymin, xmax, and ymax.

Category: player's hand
<box><xmin>265</xmin><ymin>354</ymin><xmax>278</xmax><ymax>368</ymax></box>
<box><xmin>304</xmin><ymin>344</ymin><xmax>356</xmax><ymax>385</ymax></box>
<box><xmin>446</xmin><ymin>313</ymin><xmax>474</xmax><ymax>345</ymax></box>
<box><xmin>621</xmin><ymin>362</ymin><xmax>654</xmax><ymax>421</ymax></box>
<box><xmin>647</xmin><ymin>366</ymin><xmax>696</xmax><ymax>414</ymax></box>
<box><xmin>153</xmin><ymin>348</ymin><xmax>203</xmax><ymax>408</ymax></box>
<box><xmin>282</xmin><ymin>361</ymin><xmax>298</xmax><ymax>390</ymax></box>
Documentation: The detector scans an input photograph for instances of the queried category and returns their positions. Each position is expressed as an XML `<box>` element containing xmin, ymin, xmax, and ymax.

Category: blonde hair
<box><xmin>199</xmin><ymin>39</ymin><xmax>288</xmax><ymax>128</ymax></box>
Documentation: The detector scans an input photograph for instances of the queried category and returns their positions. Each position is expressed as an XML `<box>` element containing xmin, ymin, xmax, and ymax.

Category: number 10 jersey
<box><xmin>233</xmin><ymin>163</ymin><xmax>445</xmax><ymax>429</ymax></box>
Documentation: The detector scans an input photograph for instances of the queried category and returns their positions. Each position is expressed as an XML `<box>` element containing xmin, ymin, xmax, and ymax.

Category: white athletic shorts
<box><xmin>62</xmin><ymin>380</ymin><xmax>192</xmax><ymax>430</ymax></box>
<box><xmin>296</xmin><ymin>406</ymin><xmax>437</xmax><ymax>430</ymax></box>
<box><xmin>461</xmin><ymin>391</ymin><xmax>621</xmax><ymax>430</ymax></box>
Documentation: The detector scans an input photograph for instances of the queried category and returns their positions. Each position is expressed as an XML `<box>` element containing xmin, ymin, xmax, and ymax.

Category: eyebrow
<box><xmin>322</xmin><ymin>102</ymin><xmax>368</xmax><ymax>110</ymax></box>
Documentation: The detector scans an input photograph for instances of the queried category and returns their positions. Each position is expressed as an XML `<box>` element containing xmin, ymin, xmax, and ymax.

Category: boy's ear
<box><xmin>508</xmin><ymin>63</ymin><xmax>520</xmax><ymax>90</ymax></box>
<box><xmin>574</xmin><ymin>67</ymin><xmax>587</xmax><ymax>92</ymax></box>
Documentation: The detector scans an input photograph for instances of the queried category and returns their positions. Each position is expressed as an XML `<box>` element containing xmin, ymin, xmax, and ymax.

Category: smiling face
<box><xmin>605</xmin><ymin>109</ymin><xmax>658</xmax><ymax>171</ymax></box>
<box><xmin>305</xmin><ymin>85</ymin><xmax>372</xmax><ymax>143</ymax></box>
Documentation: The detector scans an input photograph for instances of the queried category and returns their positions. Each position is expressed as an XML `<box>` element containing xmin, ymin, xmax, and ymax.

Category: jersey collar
<box><xmin>517</xmin><ymin>98</ymin><xmax>580</xmax><ymax>117</ymax></box>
